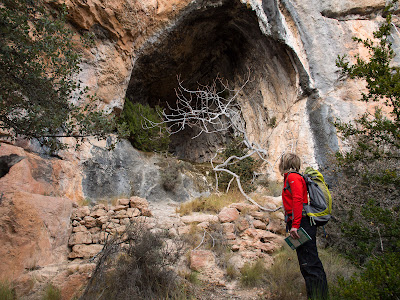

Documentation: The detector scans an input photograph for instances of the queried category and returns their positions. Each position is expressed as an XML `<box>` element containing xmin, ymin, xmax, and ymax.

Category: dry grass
<box><xmin>264</xmin><ymin>180</ymin><xmax>283</xmax><ymax>197</ymax></box>
<box><xmin>0</xmin><ymin>280</ymin><xmax>16</xmax><ymax>300</ymax></box>
<box><xmin>263</xmin><ymin>247</ymin><xmax>358</xmax><ymax>300</ymax></box>
<box><xmin>177</xmin><ymin>190</ymin><xmax>245</xmax><ymax>216</ymax></box>
<box><xmin>240</xmin><ymin>259</ymin><xmax>266</xmax><ymax>287</ymax></box>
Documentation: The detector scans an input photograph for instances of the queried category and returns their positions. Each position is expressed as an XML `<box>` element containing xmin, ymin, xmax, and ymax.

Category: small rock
<box><xmin>114</xmin><ymin>210</ymin><xmax>128</xmax><ymax>219</ymax></box>
<box><xmin>177</xmin><ymin>225</ymin><xmax>191</xmax><ymax>235</ymax></box>
<box><xmin>266</xmin><ymin>219</ymin><xmax>286</xmax><ymax>234</ymax></box>
<box><xmin>218</xmin><ymin>207</ymin><xmax>239</xmax><ymax>223</ymax></box>
<box><xmin>82</xmin><ymin>216</ymin><xmax>97</xmax><ymax>228</ymax></box>
<box><xmin>68</xmin><ymin>244</ymin><xmax>103</xmax><ymax>259</ymax></box>
<box><xmin>117</xmin><ymin>198</ymin><xmax>130</xmax><ymax>206</ymax></box>
<box><xmin>130</xmin><ymin>196</ymin><xmax>149</xmax><ymax>211</ymax></box>
<box><xmin>190</xmin><ymin>250</ymin><xmax>215</xmax><ymax>272</ymax></box>
<box><xmin>114</xmin><ymin>205</ymin><xmax>128</xmax><ymax>212</ymax></box>
<box><xmin>72</xmin><ymin>206</ymin><xmax>90</xmax><ymax>220</ymax></box>
<box><xmin>120</xmin><ymin>218</ymin><xmax>130</xmax><ymax>225</ymax></box>
<box><xmin>169</xmin><ymin>227</ymin><xmax>178</xmax><ymax>237</ymax></box>
<box><xmin>222</xmin><ymin>222</ymin><xmax>235</xmax><ymax>234</ymax></box>
<box><xmin>197</xmin><ymin>221</ymin><xmax>209</xmax><ymax>229</ymax></box>
<box><xmin>92</xmin><ymin>204</ymin><xmax>106</xmax><ymax>211</ymax></box>
<box><xmin>97</xmin><ymin>216</ymin><xmax>109</xmax><ymax>225</ymax></box>
<box><xmin>68</xmin><ymin>232</ymin><xmax>92</xmax><ymax>246</ymax></box>
<box><xmin>88</xmin><ymin>227</ymin><xmax>101</xmax><ymax>234</ymax></box>
<box><xmin>90</xmin><ymin>209</ymin><xmax>107</xmax><ymax>218</ymax></box>
<box><xmin>235</xmin><ymin>217</ymin><xmax>250</xmax><ymax>232</ymax></box>
<box><xmin>229</xmin><ymin>203</ymin><xmax>258</xmax><ymax>212</ymax></box>
<box><xmin>127</xmin><ymin>207</ymin><xmax>140</xmax><ymax>218</ymax></box>
<box><xmin>243</xmin><ymin>228</ymin><xmax>258</xmax><ymax>239</ymax></box>
<box><xmin>181</xmin><ymin>213</ymin><xmax>219</xmax><ymax>224</ymax></box>
<box><xmin>231</xmin><ymin>244</ymin><xmax>240</xmax><ymax>252</ymax></box>
<box><xmin>72</xmin><ymin>225</ymin><xmax>88</xmax><ymax>233</ymax></box>
<box><xmin>253</xmin><ymin>220</ymin><xmax>267</xmax><ymax>230</ymax></box>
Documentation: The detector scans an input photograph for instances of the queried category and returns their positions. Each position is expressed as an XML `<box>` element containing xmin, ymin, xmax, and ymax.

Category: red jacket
<box><xmin>282</xmin><ymin>172</ymin><xmax>308</xmax><ymax>229</ymax></box>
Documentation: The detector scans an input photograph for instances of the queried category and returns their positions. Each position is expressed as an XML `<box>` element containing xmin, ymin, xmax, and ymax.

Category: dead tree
<box><xmin>144</xmin><ymin>76</ymin><xmax>282</xmax><ymax>212</ymax></box>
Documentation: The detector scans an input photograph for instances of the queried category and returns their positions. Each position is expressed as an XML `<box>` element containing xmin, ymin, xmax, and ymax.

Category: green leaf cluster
<box><xmin>0</xmin><ymin>0</ymin><xmax>126</xmax><ymax>151</ymax></box>
<box><xmin>330</xmin><ymin>3</ymin><xmax>400</xmax><ymax>296</ymax></box>
<box><xmin>218</xmin><ymin>137</ymin><xmax>261</xmax><ymax>193</ymax></box>
<box><xmin>120</xmin><ymin>101</ymin><xmax>170</xmax><ymax>152</ymax></box>
<box><xmin>341</xmin><ymin>199</ymin><xmax>400</xmax><ymax>263</ymax></box>
<box><xmin>335</xmin><ymin>2</ymin><xmax>400</xmax><ymax>161</ymax></box>
<box><xmin>333</xmin><ymin>252</ymin><xmax>400</xmax><ymax>300</ymax></box>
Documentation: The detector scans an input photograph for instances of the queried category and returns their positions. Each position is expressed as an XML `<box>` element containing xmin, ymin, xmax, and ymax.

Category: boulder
<box><xmin>0</xmin><ymin>191</ymin><xmax>73</xmax><ymax>279</ymax></box>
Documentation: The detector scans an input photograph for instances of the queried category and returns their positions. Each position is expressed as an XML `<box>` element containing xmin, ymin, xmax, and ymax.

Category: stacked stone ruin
<box><xmin>68</xmin><ymin>196</ymin><xmax>152</xmax><ymax>259</ymax></box>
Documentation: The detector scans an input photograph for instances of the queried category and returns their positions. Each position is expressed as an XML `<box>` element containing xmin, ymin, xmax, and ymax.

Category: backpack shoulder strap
<box><xmin>283</xmin><ymin>171</ymin><xmax>303</xmax><ymax>193</ymax></box>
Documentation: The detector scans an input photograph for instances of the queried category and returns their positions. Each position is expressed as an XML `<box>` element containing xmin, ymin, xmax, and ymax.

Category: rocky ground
<box><xmin>9</xmin><ymin>194</ymin><xmax>285</xmax><ymax>300</ymax></box>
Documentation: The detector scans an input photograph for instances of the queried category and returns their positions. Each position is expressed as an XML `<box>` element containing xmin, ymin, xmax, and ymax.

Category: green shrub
<box><xmin>218</xmin><ymin>137</ymin><xmax>261</xmax><ymax>193</ymax></box>
<box><xmin>121</xmin><ymin>101</ymin><xmax>170</xmax><ymax>152</ymax></box>
<box><xmin>240</xmin><ymin>259</ymin><xmax>265</xmax><ymax>287</ymax></box>
<box><xmin>42</xmin><ymin>284</ymin><xmax>61</xmax><ymax>300</ymax></box>
<box><xmin>0</xmin><ymin>280</ymin><xmax>16</xmax><ymax>300</ymax></box>
<box><xmin>332</xmin><ymin>252</ymin><xmax>400</xmax><ymax>300</ymax></box>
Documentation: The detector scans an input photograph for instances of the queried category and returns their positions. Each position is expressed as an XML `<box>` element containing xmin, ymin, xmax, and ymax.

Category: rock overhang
<box><xmin>125</xmin><ymin>0</ymin><xmax>307</xmax><ymax>162</ymax></box>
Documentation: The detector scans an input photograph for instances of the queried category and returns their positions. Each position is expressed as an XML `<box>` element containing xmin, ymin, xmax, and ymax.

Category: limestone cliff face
<box><xmin>0</xmin><ymin>0</ymin><xmax>399</xmax><ymax>281</ymax></box>
<box><xmin>52</xmin><ymin>0</ymin><xmax>399</xmax><ymax>178</ymax></box>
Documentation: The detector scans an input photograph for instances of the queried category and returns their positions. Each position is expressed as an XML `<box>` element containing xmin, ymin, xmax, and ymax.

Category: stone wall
<box><xmin>68</xmin><ymin>196</ymin><xmax>152</xmax><ymax>259</ymax></box>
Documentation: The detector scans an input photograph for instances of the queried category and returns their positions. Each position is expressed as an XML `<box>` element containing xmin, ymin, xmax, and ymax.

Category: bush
<box><xmin>121</xmin><ymin>101</ymin><xmax>170</xmax><ymax>152</ymax></box>
<box><xmin>326</xmin><ymin>156</ymin><xmax>400</xmax><ymax>264</ymax></box>
<box><xmin>332</xmin><ymin>252</ymin><xmax>400</xmax><ymax>300</ymax></box>
<box><xmin>218</xmin><ymin>137</ymin><xmax>261</xmax><ymax>193</ymax></box>
<box><xmin>80</xmin><ymin>221</ymin><xmax>185</xmax><ymax>300</ymax></box>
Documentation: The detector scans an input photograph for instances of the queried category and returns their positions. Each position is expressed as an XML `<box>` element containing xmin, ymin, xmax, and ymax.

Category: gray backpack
<box><xmin>285</xmin><ymin>167</ymin><xmax>332</xmax><ymax>225</ymax></box>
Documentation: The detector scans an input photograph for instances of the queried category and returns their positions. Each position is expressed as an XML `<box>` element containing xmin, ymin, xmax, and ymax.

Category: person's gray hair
<box><xmin>278</xmin><ymin>153</ymin><xmax>301</xmax><ymax>175</ymax></box>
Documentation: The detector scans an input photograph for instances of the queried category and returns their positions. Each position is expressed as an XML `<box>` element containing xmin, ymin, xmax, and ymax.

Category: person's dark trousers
<box><xmin>289</xmin><ymin>217</ymin><xmax>328</xmax><ymax>299</ymax></box>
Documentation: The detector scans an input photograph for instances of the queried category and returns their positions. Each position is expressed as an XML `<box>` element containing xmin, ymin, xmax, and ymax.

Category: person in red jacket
<box><xmin>279</xmin><ymin>153</ymin><xmax>328</xmax><ymax>299</ymax></box>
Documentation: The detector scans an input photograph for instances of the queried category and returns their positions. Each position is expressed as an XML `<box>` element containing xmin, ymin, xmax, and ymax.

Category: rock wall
<box><xmin>46</xmin><ymin>0</ymin><xmax>400</xmax><ymax>179</ymax></box>
<box><xmin>1</xmin><ymin>0</ymin><xmax>399</xmax><ymax>288</ymax></box>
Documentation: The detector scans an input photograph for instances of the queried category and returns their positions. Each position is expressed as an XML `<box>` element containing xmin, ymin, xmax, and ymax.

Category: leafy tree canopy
<box><xmin>0</xmin><ymin>0</ymin><xmax>126</xmax><ymax>151</ymax></box>
<box><xmin>336</xmin><ymin>2</ymin><xmax>400</xmax><ymax>161</ymax></box>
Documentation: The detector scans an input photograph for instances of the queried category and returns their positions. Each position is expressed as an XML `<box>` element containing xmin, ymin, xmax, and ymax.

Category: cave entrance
<box><xmin>126</xmin><ymin>1</ymin><xmax>300</xmax><ymax>162</ymax></box>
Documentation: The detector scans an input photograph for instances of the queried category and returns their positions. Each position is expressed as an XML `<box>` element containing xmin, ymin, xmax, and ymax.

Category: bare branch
<box><xmin>144</xmin><ymin>75</ymin><xmax>284</xmax><ymax>212</ymax></box>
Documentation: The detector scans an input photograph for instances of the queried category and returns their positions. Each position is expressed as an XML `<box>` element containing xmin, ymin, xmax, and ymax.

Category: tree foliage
<box><xmin>218</xmin><ymin>137</ymin><xmax>261</xmax><ymax>193</ymax></box>
<box><xmin>120</xmin><ymin>101</ymin><xmax>170</xmax><ymax>152</ymax></box>
<box><xmin>335</xmin><ymin>3</ymin><xmax>400</xmax><ymax>161</ymax></box>
<box><xmin>328</xmin><ymin>3</ymin><xmax>400</xmax><ymax>294</ymax></box>
<box><xmin>0</xmin><ymin>0</ymin><xmax>126</xmax><ymax>151</ymax></box>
